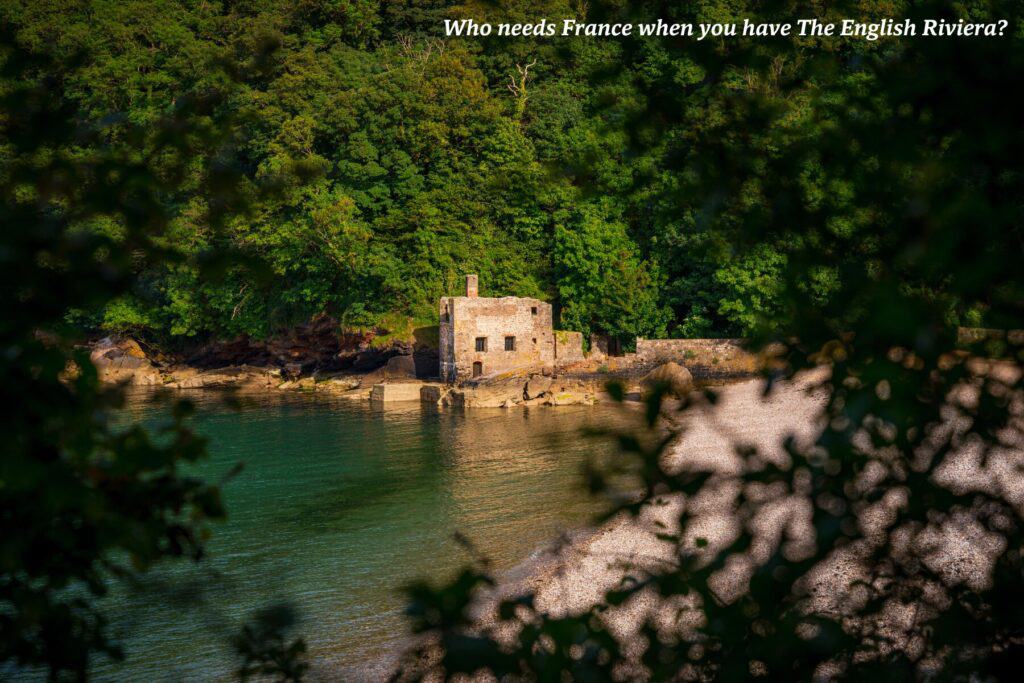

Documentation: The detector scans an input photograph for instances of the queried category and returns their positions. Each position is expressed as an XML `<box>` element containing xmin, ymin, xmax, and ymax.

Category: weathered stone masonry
<box><xmin>439</xmin><ymin>276</ymin><xmax>555</xmax><ymax>383</ymax></box>
<box><xmin>636</xmin><ymin>338</ymin><xmax>758</xmax><ymax>375</ymax></box>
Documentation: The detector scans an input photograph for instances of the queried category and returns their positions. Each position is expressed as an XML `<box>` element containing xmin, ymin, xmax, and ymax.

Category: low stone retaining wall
<box><xmin>635</xmin><ymin>338</ymin><xmax>758</xmax><ymax>376</ymax></box>
<box><xmin>370</xmin><ymin>382</ymin><xmax>428</xmax><ymax>402</ymax></box>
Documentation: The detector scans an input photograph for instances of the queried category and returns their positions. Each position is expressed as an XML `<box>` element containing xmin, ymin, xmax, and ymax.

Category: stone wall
<box><xmin>636</xmin><ymin>338</ymin><xmax>758</xmax><ymax>375</ymax></box>
<box><xmin>554</xmin><ymin>330</ymin><xmax>584</xmax><ymax>366</ymax></box>
<box><xmin>588</xmin><ymin>334</ymin><xmax>625</xmax><ymax>360</ymax></box>
<box><xmin>439</xmin><ymin>296</ymin><xmax>555</xmax><ymax>382</ymax></box>
<box><xmin>588</xmin><ymin>334</ymin><xmax>608</xmax><ymax>360</ymax></box>
<box><xmin>439</xmin><ymin>298</ymin><xmax>456</xmax><ymax>381</ymax></box>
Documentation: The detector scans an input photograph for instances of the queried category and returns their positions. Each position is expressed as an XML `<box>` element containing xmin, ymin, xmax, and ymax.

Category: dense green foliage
<box><xmin>4</xmin><ymin>0</ymin><xmax>934</xmax><ymax>344</ymax></box>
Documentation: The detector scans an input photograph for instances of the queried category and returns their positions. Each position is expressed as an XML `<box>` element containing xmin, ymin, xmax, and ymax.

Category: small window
<box><xmin>472</xmin><ymin>361</ymin><xmax>483</xmax><ymax>377</ymax></box>
<box><xmin>532</xmin><ymin>338</ymin><xmax>537</xmax><ymax>345</ymax></box>
<box><xmin>531</xmin><ymin>306</ymin><xmax>538</xmax><ymax>315</ymax></box>
<box><xmin>475</xmin><ymin>337</ymin><xmax>487</xmax><ymax>352</ymax></box>
<box><xmin>504</xmin><ymin>336</ymin><xmax>516</xmax><ymax>351</ymax></box>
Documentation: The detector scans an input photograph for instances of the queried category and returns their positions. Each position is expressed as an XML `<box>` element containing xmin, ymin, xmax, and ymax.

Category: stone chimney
<box><xmin>465</xmin><ymin>274</ymin><xmax>478</xmax><ymax>298</ymax></box>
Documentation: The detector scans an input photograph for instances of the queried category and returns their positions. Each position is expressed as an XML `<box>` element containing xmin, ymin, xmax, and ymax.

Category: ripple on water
<box><xmin>67</xmin><ymin>391</ymin><xmax>631</xmax><ymax>681</ymax></box>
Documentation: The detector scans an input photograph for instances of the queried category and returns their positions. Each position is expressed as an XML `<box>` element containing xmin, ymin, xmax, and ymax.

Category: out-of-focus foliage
<box><xmin>395</xmin><ymin>0</ymin><xmax>1024</xmax><ymax>680</ymax></box>
<box><xmin>0</xmin><ymin>21</ymin><xmax>304</xmax><ymax>680</ymax></box>
<box><xmin>233</xmin><ymin>604</ymin><xmax>308</xmax><ymax>682</ymax></box>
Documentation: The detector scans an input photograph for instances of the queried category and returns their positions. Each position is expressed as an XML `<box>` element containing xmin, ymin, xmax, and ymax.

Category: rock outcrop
<box><xmin>167</xmin><ymin>365</ymin><xmax>277</xmax><ymax>391</ymax></box>
<box><xmin>446</xmin><ymin>374</ymin><xmax>599</xmax><ymax>408</ymax></box>
<box><xmin>178</xmin><ymin>316</ymin><xmax>439</xmax><ymax>378</ymax></box>
<box><xmin>87</xmin><ymin>334</ymin><xmax>725</xmax><ymax>409</ymax></box>
<box><xmin>448</xmin><ymin>378</ymin><xmax>526</xmax><ymax>408</ymax></box>
<box><xmin>315</xmin><ymin>376</ymin><xmax>362</xmax><ymax>393</ymax></box>
<box><xmin>524</xmin><ymin>374</ymin><xmax>554</xmax><ymax>400</ymax></box>
<box><xmin>90</xmin><ymin>337</ymin><xmax>162</xmax><ymax>386</ymax></box>
<box><xmin>642</xmin><ymin>361</ymin><xmax>694</xmax><ymax>396</ymax></box>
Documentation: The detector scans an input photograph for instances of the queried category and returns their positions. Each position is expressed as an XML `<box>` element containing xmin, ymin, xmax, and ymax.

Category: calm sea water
<box><xmin>80</xmin><ymin>391</ymin><xmax>625</xmax><ymax>681</ymax></box>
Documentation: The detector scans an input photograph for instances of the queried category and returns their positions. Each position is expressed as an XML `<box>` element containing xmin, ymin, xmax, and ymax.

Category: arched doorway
<box><xmin>472</xmin><ymin>361</ymin><xmax>483</xmax><ymax>378</ymax></box>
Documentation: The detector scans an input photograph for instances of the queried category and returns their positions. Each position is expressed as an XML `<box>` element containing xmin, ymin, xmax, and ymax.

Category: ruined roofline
<box><xmin>447</xmin><ymin>274</ymin><xmax>551</xmax><ymax>306</ymax></box>
<box><xmin>440</xmin><ymin>294</ymin><xmax>551</xmax><ymax>305</ymax></box>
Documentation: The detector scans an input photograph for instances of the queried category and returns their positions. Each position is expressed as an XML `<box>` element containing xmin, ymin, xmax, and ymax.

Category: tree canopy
<box><xmin>7</xmin><ymin>0</ymin><xmax>974</xmax><ymax>345</ymax></box>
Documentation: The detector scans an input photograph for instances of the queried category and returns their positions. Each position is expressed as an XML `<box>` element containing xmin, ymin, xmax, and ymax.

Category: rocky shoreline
<box><xmin>88</xmin><ymin>335</ymin><xmax>732</xmax><ymax>408</ymax></box>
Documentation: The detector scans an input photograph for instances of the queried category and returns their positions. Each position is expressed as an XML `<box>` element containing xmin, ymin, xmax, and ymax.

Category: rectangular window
<box><xmin>475</xmin><ymin>337</ymin><xmax>487</xmax><ymax>352</ymax></box>
<box><xmin>531</xmin><ymin>306</ymin><xmax>538</xmax><ymax>315</ymax></box>
<box><xmin>505</xmin><ymin>336</ymin><xmax>516</xmax><ymax>351</ymax></box>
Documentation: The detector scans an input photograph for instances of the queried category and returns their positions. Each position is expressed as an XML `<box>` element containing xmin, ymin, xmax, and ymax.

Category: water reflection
<box><xmin>85</xmin><ymin>391</ymin><xmax>629</xmax><ymax>681</ymax></box>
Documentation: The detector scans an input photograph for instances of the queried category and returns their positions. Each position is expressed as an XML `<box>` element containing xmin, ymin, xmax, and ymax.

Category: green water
<box><xmin>84</xmin><ymin>391</ymin><xmax>623</xmax><ymax>681</ymax></box>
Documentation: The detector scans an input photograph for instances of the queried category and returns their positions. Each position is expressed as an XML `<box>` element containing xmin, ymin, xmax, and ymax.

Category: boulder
<box><xmin>642</xmin><ymin>362</ymin><xmax>694</xmax><ymax>396</ymax></box>
<box><xmin>383</xmin><ymin>354</ymin><xmax>417</xmax><ymax>379</ymax></box>
<box><xmin>524</xmin><ymin>374</ymin><xmax>554</xmax><ymax>400</ymax></box>
<box><xmin>98</xmin><ymin>354</ymin><xmax>148</xmax><ymax>371</ymax></box>
<box><xmin>95</xmin><ymin>363</ymin><xmax>162</xmax><ymax>386</ymax></box>
<box><xmin>90</xmin><ymin>337</ymin><xmax>165</xmax><ymax>385</ymax></box>
<box><xmin>91</xmin><ymin>336</ymin><xmax>148</xmax><ymax>366</ymax></box>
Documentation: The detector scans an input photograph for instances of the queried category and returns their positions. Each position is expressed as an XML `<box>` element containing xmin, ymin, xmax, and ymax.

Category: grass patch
<box><xmin>349</xmin><ymin>312</ymin><xmax>437</xmax><ymax>349</ymax></box>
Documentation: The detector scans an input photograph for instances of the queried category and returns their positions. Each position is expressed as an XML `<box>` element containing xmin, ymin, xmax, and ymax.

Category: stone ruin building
<box><xmin>439</xmin><ymin>275</ymin><xmax>580</xmax><ymax>383</ymax></box>
<box><xmin>435</xmin><ymin>274</ymin><xmax>756</xmax><ymax>386</ymax></box>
